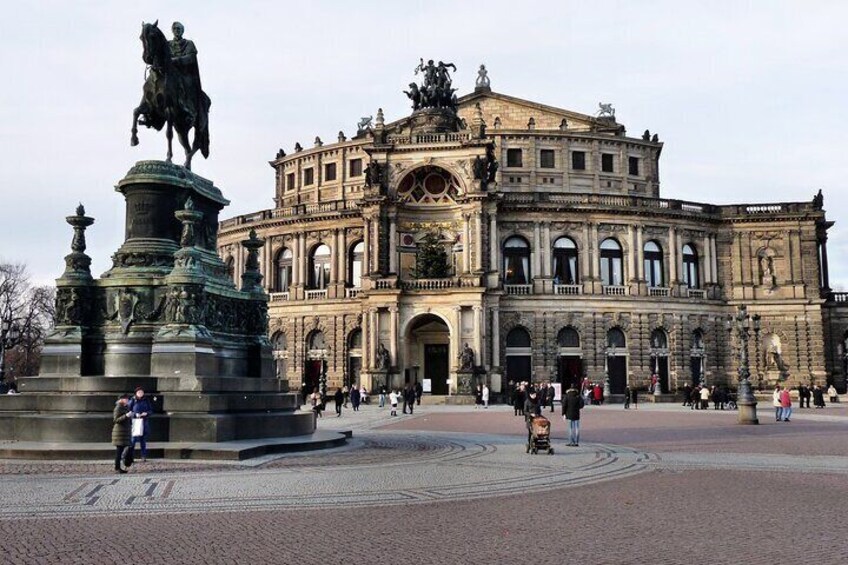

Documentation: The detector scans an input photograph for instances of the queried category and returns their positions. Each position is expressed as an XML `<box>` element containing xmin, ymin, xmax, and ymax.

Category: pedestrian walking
<box><xmin>475</xmin><ymin>384</ymin><xmax>483</xmax><ymax>409</ymax></box>
<box><xmin>814</xmin><ymin>385</ymin><xmax>826</xmax><ymax>408</ymax></box>
<box><xmin>624</xmin><ymin>385</ymin><xmax>631</xmax><ymax>409</ymax></box>
<box><xmin>482</xmin><ymin>383</ymin><xmax>490</xmax><ymax>409</ymax></box>
<box><xmin>415</xmin><ymin>381</ymin><xmax>423</xmax><ymax>406</ymax></box>
<box><xmin>524</xmin><ymin>390</ymin><xmax>541</xmax><ymax>445</ymax></box>
<box><xmin>772</xmin><ymin>385</ymin><xmax>782</xmax><ymax>421</ymax></box>
<box><xmin>514</xmin><ymin>385</ymin><xmax>525</xmax><ymax>416</ymax></box>
<box><xmin>562</xmin><ymin>383</ymin><xmax>584</xmax><ymax>447</ymax></box>
<box><xmin>350</xmin><ymin>386</ymin><xmax>361</xmax><ymax>412</ymax></box>
<box><xmin>311</xmin><ymin>388</ymin><xmax>323</xmax><ymax>418</ymax></box>
<box><xmin>389</xmin><ymin>389</ymin><xmax>399</xmax><ymax>416</ymax></box>
<box><xmin>403</xmin><ymin>384</ymin><xmax>415</xmax><ymax>415</ymax></box>
<box><xmin>334</xmin><ymin>387</ymin><xmax>344</xmax><ymax>417</ymax></box>
<box><xmin>128</xmin><ymin>387</ymin><xmax>153</xmax><ymax>462</ymax></box>
<box><xmin>682</xmin><ymin>384</ymin><xmax>692</xmax><ymax>407</ymax></box>
<box><xmin>779</xmin><ymin>386</ymin><xmax>792</xmax><ymax>422</ymax></box>
<box><xmin>379</xmin><ymin>385</ymin><xmax>387</xmax><ymax>408</ymax></box>
<box><xmin>342</xmin><ymin>385</ymin><xmax>349</xmax><ymax>408</ymax></box>
<box><xmin>699</xmin><ymin>385</ymin><xmax>710</xmax><ymax>410</ymax></box>
<box><xmin>593</xmin><ymin>384</ymin><xmax>603</xmax><ymax>406</ymax></box>
<box><xmin>112</xmin><ymin>394</ymin><xmax>132</xmax><ymax>474</ymax></box>
<box><xmin>631</xmin><ymin>386</ymin><xmax>638</xmax><ymax>410</ymax></box>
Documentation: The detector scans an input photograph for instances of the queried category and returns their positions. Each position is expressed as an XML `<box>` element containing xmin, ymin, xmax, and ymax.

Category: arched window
<box><xmin>607</xmin><ymin>327</ymin><xmax>626</xmax><ymax>349</ymax></box>
<box><xmin>308</xmin><ymin>330</ymin><xmax>326</xmax><ymax>352</ymax></box>
<box><xmin>692</xmin><ymin>330</ymin><xmax>704</xmax><ymax>350</ymax></box>
<box><xmin>552</xmin><ymin>237</ymin><xmax>579</xmax><ymax>284</ymax></box>
<box><xmin>506</xmin><ymin>327</ymin><xmax>532</xmax><ymax>348</ymax></box>
<box><xmin>503</xmin><ymin>236</ymin><xmax>530</xmax><ymax>285</ymax></box>
<box><xmin>644</xmin><ymin>241</ymin><xmax>664</xmax><ymax>287</ymax></box>
<box><xmin>309</xmin><ymin>244</ymin><xmax>331</xmax><ymax>290</ymax></box>
<box><xmin>557</xmin><ymin>327</ymin><xmax>580</xmax><ymax>348</ymax></box>
<box><xmin>274</xmin><ymin>248</ymin><xmax>293</xmax><ymax>292</ymax></box>
<box><xmin>600</xmin><ymin>238</ymin><xmax>623</xmax><ymax>286</ymax></box>
<box><xmin>682</xmin><ymin>244</ymin><xmax>699</xmax><ymax>289</ymax></box>
<box><xmin>650</xmin><ymin>328</ymin><xmax>668</xmax><ymax>349</ymax></box>
<box><xmin>348</xmin><ymin>241</ymin><xmax>364</xmax><ymax>288</ymax></box>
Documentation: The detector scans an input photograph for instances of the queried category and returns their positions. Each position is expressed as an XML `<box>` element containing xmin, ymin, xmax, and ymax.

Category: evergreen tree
<box><xmin>412</xmin><ymin>232</ymin><xmax>450</xmax><ymax>279</ymax></box>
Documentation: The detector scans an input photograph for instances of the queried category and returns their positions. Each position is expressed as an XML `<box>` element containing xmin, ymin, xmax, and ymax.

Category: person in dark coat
<box><xmin>546</xmin><ymin>384</ymin><xmax>556</xmax><ymax>413</ymax></box>
<box><xmin>112</xmin><ymin>394</ymin><xmax>132</xmax><ymax>474</ymax></box>
<box><xmin>562</xmin><ymin>384</ymin><xmax>585</xmax><ymax>446</ymax></box>
<box><xmin>475</xmin><ymin>384</ymin><xmax>483</xmax><ymax>408</ymax></box>
<box><xmin>624</xmin><ymin>385</ymin><xmax>631</xmax><ymax>409</ymax></box>
<box><xmin>631</xmin><ymin>386</ymin><xmax>638</xmax><ymax>410</ymax></box>
<box><xmin>334</xmin><ymin>387</ymin><xmax>344</xmax><ymax>417</ymax></box>
<box><xmin>128</xmin><ymin>387</ymin><xmax>153</xmax><ymax>461</ymax></box>
<box><xmin>350</xmin><ymin>386</ymin><xmax>361</xmax><ymax>412</ymax></box>
<box><xmin>524</xmin><ymin>390</ymin><xmax>541</xmax><ymax>444</ymax></box>
<box><xmin>414</xmin><ymin>381</ymin><xmax>423</xmax><ymax>405</ymax></box>
<box><xmin>514</xmin><ymin>386</ymin><xmax>525</xmax><ymax>416</ymax></box>
<box><xmin>682</xmin><ymin>384</ymin><xmax>692</xmax><ymax>407</ymax></box>
<box><xmin>403</xmin><ymin>384</ymin><xmax>416</xmax><ymax>414</ymax></box>
<box><xmin>813</xmin><ymin>385</ymin><xmax>825</xmax><ymax>409</ymax></box>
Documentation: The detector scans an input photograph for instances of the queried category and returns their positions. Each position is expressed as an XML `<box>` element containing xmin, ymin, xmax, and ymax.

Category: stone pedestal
<box><xmin>0</xmin><ymin>161</ymin><xmax>315</xmax><ymax>448</ymax></box>
<box><xmin>457</xmin><ymin>370</ymin><xmax>474</xmax><ymax>395</ymax></box>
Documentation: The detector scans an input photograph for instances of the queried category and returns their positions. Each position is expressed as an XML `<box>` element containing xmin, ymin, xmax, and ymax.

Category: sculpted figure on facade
<box><xmin>459</xmin><ymin>343</ymin><xmax>475</xmax><ymax>371</ymax></box>
<box><xmin>475</xmin><ymin>64</ymin><xmax>490</xmax><ymax>89</ymax></box>
<box><xmin>376</xmin><ymin>342</ymin><xmax>391</xmax><ymax>370</ymax></box>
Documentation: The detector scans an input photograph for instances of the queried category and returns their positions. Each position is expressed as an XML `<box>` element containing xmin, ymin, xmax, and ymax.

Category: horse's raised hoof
<box><xmin>130</xmin><ymin>136</ymin><xmax>139</xmax><ymax>147</ymax></box>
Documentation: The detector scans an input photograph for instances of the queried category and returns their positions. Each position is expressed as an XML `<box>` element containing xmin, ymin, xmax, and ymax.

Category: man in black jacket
<box><xmin>546</xmin><ymin>383</ymin><xmax>556</xmax><ymax>413</ymax></box>
<box><xmin>524</xmin><ymin>390</ymin><xmax>541</xmax><ymax>444</ymax></box>
<box><xmin>562</xmin><ymin>384</ymin><xmax>585</xmax><ymax>447</ymax></box>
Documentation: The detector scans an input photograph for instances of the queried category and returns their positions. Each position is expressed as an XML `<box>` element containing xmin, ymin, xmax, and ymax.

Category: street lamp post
<box><xmin>0</xmin><ymin>319</ymin><xmax>22</xmax><ymax>385</ymax></box>
<box><xmin>726</xmin><ymin>305</ymin><xmax>761</xmax><ymax>425</ymax></box>
<box><xmin>603</xmin><ymin>346</ymin><xmax>614</xmax><ymax>399</ymax></box>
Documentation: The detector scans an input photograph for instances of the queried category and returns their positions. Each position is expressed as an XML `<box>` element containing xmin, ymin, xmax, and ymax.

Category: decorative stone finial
<box><xmin>314</xmin><ymin>136</ymin><xmax>323</xmax><ymax>147</ymax></box>
<box><xmin>276</xmin><ymin>148</ymin><xmax>286</xmax><ymax>159</ymax></box>
<box><xmin>642</xmin><ymin>129</ymin><xmax>651</xmax><ymax>141</ymax></box>
<box><xmin>376</xmin><ymin>108</ymin><xmax>385</xmax><ymax>127</ymax></box>
<box><xmin>559</xmin><ymin>119</ymin><xmax>568</xmax><ymax>131</ymax></box>
<box><xmin>294</xmin><ymin>142</ymin><xmax>303</xmax><ymax>152</ymax></box>
<box><xmin>338</xmin><ymin>131</ymin><xmax>346</xmax><ymax>143</ymax></box>
<box><xmin>240</xmin><ymin>229</ymin><xmax>265</xmax><ymax>293</ymax></box>
<box><xmin>76</xmin><ymin>202</ymin><xmax>86</xmax><ymax>217</ymax></box>
<box><xmin>475</xmin><ymin>64</ymin><xmax>490</xmax><ymax>91</ymax></box>
<box><xmin>651</xmin><ymin>133</ymin><xmax>659</xmax><ymax>143</ymax></box>
<box><xmin>61</xmin><ymin>204</ymin><xmax>95</xmax><ymax>282</ymax></box>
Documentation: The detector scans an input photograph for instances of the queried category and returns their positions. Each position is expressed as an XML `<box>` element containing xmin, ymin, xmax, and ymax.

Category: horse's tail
<box><xmin>196</xmin><ymin>92</ymin><xmax>211</xmax><ymax>158</ymax></box>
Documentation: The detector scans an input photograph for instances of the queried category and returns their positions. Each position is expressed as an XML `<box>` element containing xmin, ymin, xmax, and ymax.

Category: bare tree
<box><xmin>0</xmin><ymin>262</ymin><xmax>55</xmax><ymax>380</ymax></box>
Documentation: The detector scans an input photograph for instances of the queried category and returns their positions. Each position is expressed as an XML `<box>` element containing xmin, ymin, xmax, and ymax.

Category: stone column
<box><xmin>330</xmin><ymin>229</ymin><xmax>339</xmax><ymax>284</ymax></box>
<box><xmin>475</xmin><ymin>212</ymin><xmax>483</xmax><ymax>272</ymax></box>
<box><xmin>491</xmin><ymin>307</ymin><xmax>500</xmax><ymax>368</ymax></box>
<box><xmin>703</xmin><ymin>234</ymin><xmax>712</xmax><ymax>284</ymax></box>
<box><xmin>291</xmin><ymin>232</ymin><xmax>301</xmax><ymax>286</ymax></box>
<box><xmin>542</xmin><ymin>222</ymin><xmax>551</xmax><ymax>277</ymax></box>
<box><xmin>533</xmin><ymin>222</ymin><xmax>541</xmax><ymax>281</ymax></box>
<box><xmin>590</xmin><ymin>223</ymin><xmax>598</xmax><ymax>279</ymax></box>
<box><xmin>462</xmin><ymin>213</ymin><xmax>471</xmax><ymax>273</ymax></box>
<box><xmin>636</xmin><ymin>226</ymin><xmax>644</xmax><ymax>280</ymax></box>
<box><xmin>363</xmin><ymin>218</ymin><xmax>371</xmax><ymax>277</ymax></box>
<box><xmin>372</xmin><ymin>216</ymin><xmax>381</xmax><ymax>275</ymax></box>
<box><xmin>821</xmin><ymin>235</ymin><xmax>831</xmax><ymax>291</ymax></box>
<box><xmin>473</xmin><ymin>305</ymin><xmax>483</xmax><ymax>368</ymax></box>
<box><xmin>362</xmin><ymin>313</ymin><xmax>370</xmax><ymax>369</ymax></box>
<box><xmin>711</xmin><ymin>235</ymin><xmax>719</xmax><ymax>284</ymax></box>
<box><xmin>668</xmin><ymin>227</ymin><xmax>678</xmax><ymax>284</ymax></box>
<box><xmin>627</xmin><ymin>225</ymin><xmax>635</xmax><ymax>283</ymax></box>
<box><xmin>581</xmin><ymin>222</ymin><xmax>591</xmax><ymax>281</ymax></box>
<box><xmin>489</xmin><ymin>212</ymin><xmax>499</xmax><ymax>273</ymax></box>
<box><xmin>369</xmin><ymin>308</ymin><xmax>378</xmax><ymax>367</ymax></box>
<box><xmin>389</xmin><ymin>306</ymin><xmax>399</xmax><ymax>369</ymax></box>
<box><xmin>338</xmin><ymin>229</ymin><xmax>347</xmax><ymax>286</ymax></box>
<box><xmin>389</xmin><ymin>215</ymin><xmax>398</xmax><ymax>274</ymax></box>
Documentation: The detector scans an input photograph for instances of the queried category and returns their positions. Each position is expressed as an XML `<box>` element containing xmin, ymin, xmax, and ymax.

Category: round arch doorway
<box><xmin>406</xmin><ymin>314</ymin><xmax>451</xmax><ymax>395</ymax></box>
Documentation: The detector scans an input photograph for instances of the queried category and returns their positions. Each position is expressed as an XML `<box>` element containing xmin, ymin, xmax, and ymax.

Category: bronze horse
<box><xmin>130</xmin><ymin>21</ymin><xmax>210</xmax><ymax>170</ymax></box>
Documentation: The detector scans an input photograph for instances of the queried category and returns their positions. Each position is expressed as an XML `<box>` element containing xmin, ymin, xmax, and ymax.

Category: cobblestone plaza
<box><xmin>2</xmin><ymin>403</ymin><xmax>848</xmax><ymax>564</ymax></box>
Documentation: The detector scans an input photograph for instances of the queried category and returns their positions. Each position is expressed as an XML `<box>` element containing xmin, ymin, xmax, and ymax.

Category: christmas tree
<box><xmin>412</xmin><ymin>232</ymin><xmax>450</xmax><ymax>279</ymax></box>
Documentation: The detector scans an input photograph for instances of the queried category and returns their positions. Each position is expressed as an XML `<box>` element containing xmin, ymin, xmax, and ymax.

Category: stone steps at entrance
<box><xmin>419</xmin><ymin>395</ymin><xmax>477</xmax><ymax>406</ymax></box>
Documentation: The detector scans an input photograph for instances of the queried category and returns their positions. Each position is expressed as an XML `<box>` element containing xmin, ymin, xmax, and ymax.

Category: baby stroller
<box><xmin>526</xmin><ymin>414</ymin><xmax>554</xmax><ymax>455</ymax></box>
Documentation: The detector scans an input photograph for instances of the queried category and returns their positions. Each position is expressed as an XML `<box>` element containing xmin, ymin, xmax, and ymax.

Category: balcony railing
<box><xmin>373</xmin><ymin>278</ymin><xmax>398</xmax><ymax>290</ymax></box>
<box><xmin>505</xmin><ymin>284</ymin><xmax>532</xmax><ymax>295</ymax></box>
<box><xmin>345</xmin><ymin>287</ymin><xmax>361</xmax><ymax>299</ymax></box>
<box><xmin>829</xmin><ymin>291</ymin><xmax>848</xmax><ymax>303</ymax></box>
<box><xmin>269</xmin><ymin>291</ymin><xmax>290</xmax><ymax>302</ymax></box>
<box><xmin>402</xmin><ymin>278</ymin><xmax>455</xmax><ymax>291</ymax></box>
<box><xmin>602</xmin><ymin>285</ymin><xmax>629</xmax><ymax>296</ymax></box>
<box><xmin>648</xmin><ymin>287</ymin><xmax>671</xmax><ymax>297</ymax></box>
<box><xmin>305</xmin><ymin>289</ymin><xmax>327</xmax><ymax>300</ymax></box>
<box><xmin>687</xmin><ymin>288</ymin><xmax>706</xmax><ymax>299</ymax></box>
<box><xmin>554</xmin><ymin>284</ymin><xmax>582</xmax><ymax>295</ymax></box>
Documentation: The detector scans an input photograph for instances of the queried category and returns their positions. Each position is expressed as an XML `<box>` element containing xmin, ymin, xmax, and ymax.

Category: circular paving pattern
<box><xmin>0</xmin><ymin>432</ymin><xmax>656</xmax><ymax>518</ymax></box>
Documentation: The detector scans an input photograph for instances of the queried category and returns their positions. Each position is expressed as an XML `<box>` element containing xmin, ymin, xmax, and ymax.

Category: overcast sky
<box><xmin>1</xmin><ymin>1</ymin><xmax>847</xmax><ymax>288</ymax></box>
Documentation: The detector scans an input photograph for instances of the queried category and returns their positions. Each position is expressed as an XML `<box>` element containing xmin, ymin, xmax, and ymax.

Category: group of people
<box><xmin>520</xmin><ymin>382</ymin><xmax>586</xmax><ymax>447</ymax></box>
<box><xmin>507</xmin><ymin>380</ymin><xmax>557</xmax><ymax>416</ymax></box>
<box><xmin>310</xmin><ymin>381</ymin><xmax>426</xmax><ymax>419</ymax></box>
<box><xmin>681</xmin><ymin>384</ymin><xmax>732</xmax><ymax>410</ymax></box>
<box><xmin>797</xmin><ymin>384</ymin><xmax>837</xmax><ymax>408</ymax></box>
<box><xmin>111</xmin><ymin>387</ymin><xmax>153</xmax><ymax>473</ymax></box>
<box><xmin>474</xmin><ymin>383</ymin><xmax>491</xmax><ymax>408</ymax></box>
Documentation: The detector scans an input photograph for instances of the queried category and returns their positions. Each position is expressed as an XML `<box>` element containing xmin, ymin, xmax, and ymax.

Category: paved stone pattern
<box><xmin>3</xmin><ymin>403</ymin><xmax>848</xmax><ymax>564</ymax></box>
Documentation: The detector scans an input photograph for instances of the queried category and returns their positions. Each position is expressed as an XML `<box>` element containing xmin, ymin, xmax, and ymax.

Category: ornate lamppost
<box><xmin>0</xmin><ymin>319</ymin><xmax>22</xmax><ymax>385</ymax></box>
<box><xmin>603</xmin><ymin>346</ymin><xmax>614</xmax><ymax>399</ymax></box>
<box><xmin>726</xmin><ymin>305</ymin><xmax>761</xmax><ymax>424</ymax></box>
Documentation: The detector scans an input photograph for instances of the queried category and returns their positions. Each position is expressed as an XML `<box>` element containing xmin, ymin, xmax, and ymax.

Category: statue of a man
<box><xmin>459</xmin><ymin>343</ymin><xmax>475</xmax><ymax>371</ymax></box>
<box><xmin>169</xmin><ymin>22</ymin><xmax>205</xmax><ymax>120</ymax></box>
<box><xmin>376</xmin><ymin>343</ymin><xmax>390</xmax><ymax>369</ymax></box>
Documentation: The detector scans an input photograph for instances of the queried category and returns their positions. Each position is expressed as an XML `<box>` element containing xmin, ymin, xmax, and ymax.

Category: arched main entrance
<box><xmin>606</xmin><ymin>328</ymin><xmax>627</xmax><ymax>394</ymax></box>
<box><xmin>406</xmin><ymin>314</ymin><xmax>450</xmax><ymax>395</ymax></box>
<box><xmin>556</xmin><ymin>326</ymin><xmax>582</xmax><ymax>389</ymax></box>
<box><xmin>506</xmin><ymin>327</ymin><xmax>532</xmax><ymax>384</ymax></box>
<box><xmin>304</xmin><ymin>330</ymin><xmax>328</xmax><ymax>398</ymax></box>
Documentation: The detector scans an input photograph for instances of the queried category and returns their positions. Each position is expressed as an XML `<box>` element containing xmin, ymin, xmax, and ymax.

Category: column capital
<box><xmin>388</xmin><ymin>305</ymin><xmax>399</xmax><ymax>313</ymax></box>
<box><xmin>472</xmin><ymin>305</ymin><xmax>483</xmax><ymax>312</ymax></box>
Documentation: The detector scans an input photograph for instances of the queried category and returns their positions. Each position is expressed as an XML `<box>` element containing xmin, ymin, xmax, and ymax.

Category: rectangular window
<box><xmin>286</xmin><ymin>172</ymin><xmax>295</xmax><ymax>190</ymax></box>
<box><xmin>540</xmin><ymin>149</ymin><xmax>555</xmax><ymax>169</ymax></box>
<box><xmin>303</xmin><ymin>168</ymin><xmax>314</xmax><ymax>185</ymax></box>
<box><xmin>324</xmin><ymin>162</ymin><xmax>337</xmax><ymax>182</ymax></box>
<box><xmin>628</xmin><ymin>156</ymin><xmax>639</xmax><ymax>176</ymax></box>
<box><xmin>349</xmin><ymin>158</ymin><xmax>363</xmax><ymax>177</ymax></box>
<box><xmin>571</xmin><ymin>151</ymin><xmax>586</xmax><ymax>170</ymax></box>
<box><xmin>506</xmin><ymin>148</ymin><xmax>523</xmax><ymax>168</ymax></box>
<box><xmin>601</xmin><ymin>154</ymin><xmax>614</xmax><ymax>173</ymax></box>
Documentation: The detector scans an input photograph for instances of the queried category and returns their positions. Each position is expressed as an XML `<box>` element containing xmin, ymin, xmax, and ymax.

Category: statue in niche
<box><xmin>459</xmin><ymin>343</ymin><xmax>475</xmax><ymax>371</ymax></box>
<box><xmin>759</xmin><ymin>253</ymin><xmax>776</xmax><ymax>287</ymax></box>
<box><xmin>376</xmin><ymin>343</ymin><xmax>391</xmax><ymax>370</ymax></box>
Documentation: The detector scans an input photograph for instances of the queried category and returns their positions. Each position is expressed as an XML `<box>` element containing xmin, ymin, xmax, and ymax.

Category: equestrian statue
<box><xmin>131</xmin><ymin>21</ymin><xmax>211</xmax><ymax>170</ymax></box>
